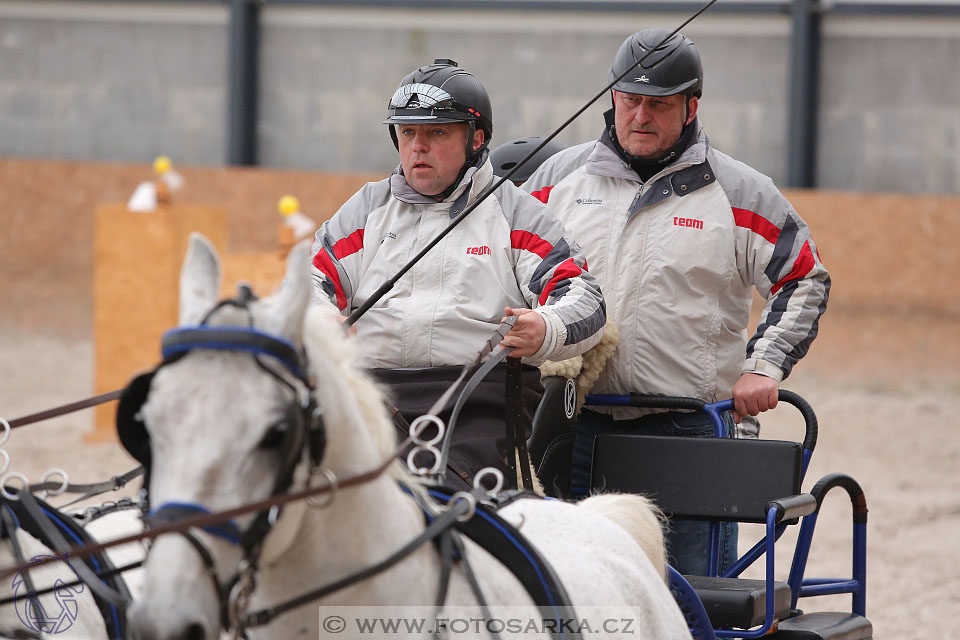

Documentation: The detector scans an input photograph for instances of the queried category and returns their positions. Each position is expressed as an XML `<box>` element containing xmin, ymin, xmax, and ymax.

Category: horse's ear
<box><xmin>179</xmin><ymin>233</ymin><xmax>222</xmax><ymax>326</ymax></box>
<box><xmin>259</xmin><ymin>239</ymin><xmax>312</xmax><ymax>342</ymax></box>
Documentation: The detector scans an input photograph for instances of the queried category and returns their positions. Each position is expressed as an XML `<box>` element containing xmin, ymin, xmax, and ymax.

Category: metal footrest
<box><xmin>684</xmin><ymin>575</ymin><xmax>791</xmax><ymax>629</ymax></box>
<box><xmin>773</xmin><ymin>612</ymin><xmax>873</xmax><ymax>640</ymax></box>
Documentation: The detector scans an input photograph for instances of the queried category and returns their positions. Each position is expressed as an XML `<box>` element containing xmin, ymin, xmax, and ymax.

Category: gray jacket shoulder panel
<box><xmin>708</xmin><ymin>148</ymin><xmax>785</xmax><ymax>216</ymax></box>
<box><xmin>523</xmin><ymin>141</ymin><xmax>597</xmax><ymax>195</ymax></box>
<box><xmin>348</xmin><ymin>178</ymin><xmax>394</xmax><ymax>221</ymax></box>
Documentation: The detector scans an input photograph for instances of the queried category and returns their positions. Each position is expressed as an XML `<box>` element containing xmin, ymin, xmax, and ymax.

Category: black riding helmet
<box><xmin>608</xmin><ymin>29</ymin><xmax>703</xmax><ymax>98</ymax></box>
<box><xmin>384</xmin><ymin>58</ymin><xmax>493</xmax><ymax>161</ymax></box>
<box><xmin>490</xmin><ymin>137</ymin><xmax>567</xmax><ymax>184</ymax></box>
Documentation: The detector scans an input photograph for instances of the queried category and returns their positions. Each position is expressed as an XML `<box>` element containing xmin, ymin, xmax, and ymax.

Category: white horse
<box><xmin>126</xmin><ymin>234</ymin><xmax>691</xmax><ymax>640</ymax></box>
<box><xmin>0</xmin><ymin>502</ymin><xmax>144</xmax><ymax>639</ymax></box>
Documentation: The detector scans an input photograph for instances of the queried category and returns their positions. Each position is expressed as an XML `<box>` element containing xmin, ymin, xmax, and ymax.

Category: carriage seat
<box><xmin>591</xmin><ymin>433</ymin><xmax>814</xmax><ymax>635</ymax></box>
<box><xmin>527</xmin><ymin>376</ymin><xmax>577</xmax><ymax>497</ymax></box>
<box><xmin>773</xmin><ymin>612</ymin><xmax>873</xmax><ymax>639</ymax></box>
<box><xmin>684</xmin><ymin>575</ymin><xmax>791</xmax><ymax>630</ymax></box>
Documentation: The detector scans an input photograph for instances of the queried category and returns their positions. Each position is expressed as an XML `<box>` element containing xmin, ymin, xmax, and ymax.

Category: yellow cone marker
<box><xmin>278</xmin><ymin>195</ymin><xmax>301</xmax><ymax>218</ymax></box>
<box><xmin>151</xmin><ymin>155</ymin><xmax>185</xmax><ymax>194</ymax></box>
<box><xmin>277</xmin><ymin>195</ymin><xmax>317</xmax><ymax>242</ymax></box>
<box><xmin>153</xmin><ymin>155</ymin><xmax>172</xmax><ymax>175</ymax></box>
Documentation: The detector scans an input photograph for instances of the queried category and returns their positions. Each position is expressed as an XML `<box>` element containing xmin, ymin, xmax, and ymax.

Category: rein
<box><xmin>0</xmin><ymin>436</ymin><xmax>408</xmax><ymax>583</ymax></box>
<box><xmin>5</xmin><ymin>390</ymin><xmax>122</xmax><ymax>430</ymax></box>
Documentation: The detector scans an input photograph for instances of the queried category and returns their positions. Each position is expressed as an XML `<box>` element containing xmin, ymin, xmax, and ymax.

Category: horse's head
<box><xmin>125</xmin><ymin>234</ymin><xmax>323</xmax><ymax>640</ymax></box>
<box><xmin>126</xmin><ymin>233</ymin><xmax>405</xmax><ymax>640</ymax></box>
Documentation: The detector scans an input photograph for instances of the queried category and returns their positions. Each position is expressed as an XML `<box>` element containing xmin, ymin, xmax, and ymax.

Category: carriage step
<box><xmin>684</xmin><ymin>575</ymin><xmax>791</xmax><ymax>629</ymax></box>
<box><xmin>772</xmin><ymin>612</ymin><xmax>872</xmax><ymax>639</ymax></box>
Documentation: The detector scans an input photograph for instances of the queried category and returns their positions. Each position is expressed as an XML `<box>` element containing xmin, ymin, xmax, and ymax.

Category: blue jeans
<box><xmin>570</xmin><ymin>409</ymin><xmax>739</xmax><ymax>576</ymax></box>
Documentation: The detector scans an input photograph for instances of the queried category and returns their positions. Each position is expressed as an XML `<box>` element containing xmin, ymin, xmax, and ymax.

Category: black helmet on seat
<box><xmin>384</xmin><ymin>59</ymin><xmax>493</xmax><ymax>158</ymax></box>
<box><xmin>608</xmin><ymin>29</ymin><xmax>703</xmax><ymax>98</ymax></box>
<box><xmin>490</xmin><ymin>137</ymin><xmax>567</xmax><ymax>184</ymax></box>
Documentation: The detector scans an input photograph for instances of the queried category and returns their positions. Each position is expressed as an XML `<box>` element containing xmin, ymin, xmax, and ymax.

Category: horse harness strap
<box><xmin>427</xmin><ymin>487</ymin><xmax>582</xmax><ymax>640</ymax></box>
<box><xmin>239</xmin><ymin>486</ymin><xmax>485</xmax><ymax>631</ymax></box>
<box><xmin>2</xmin><ymin>492</ymin><xmax>131</xmax><ymax>639</ymax></box>
<box><xmin>504</xmin><ymin>357</ymin><xmax>534</xmax><ymax>491</ymax></box>
<box><xmin>29</xmin><ymin>466</ymin><xmax>145</xmax><ymax>509</ymax></box>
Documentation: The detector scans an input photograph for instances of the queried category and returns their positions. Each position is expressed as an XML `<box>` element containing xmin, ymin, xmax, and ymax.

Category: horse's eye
<box><xmin>258</xmin><ymin>421</ymin><xmax>289</xmax><ymax>450</ymax></box>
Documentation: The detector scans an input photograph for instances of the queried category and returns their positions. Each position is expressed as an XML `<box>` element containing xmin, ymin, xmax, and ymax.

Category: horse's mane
<box><xmin>301</xmin><ymin>306</ymin><xmax>404</xmax><ymax>479</ymax></box>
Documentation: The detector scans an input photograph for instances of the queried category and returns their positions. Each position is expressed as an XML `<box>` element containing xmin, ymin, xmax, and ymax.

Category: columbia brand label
<box><xmin>385</xmin><ymin>231</ymin><xmax>397</xmax><ymax>240</ymax></box>
<box><xmin>576</xmin><ymin>198</ymin><xmax>603</xmax><ymax>205</ymax></box>
<box><xmin>466</xmin><ymin>245</ymin><xmax>491</xmax><ymax>256</ymax></box>
<box><xmin>674</xmin><ymin>217</ymin><xmax>704</xmax><ymax>229</ymax></box>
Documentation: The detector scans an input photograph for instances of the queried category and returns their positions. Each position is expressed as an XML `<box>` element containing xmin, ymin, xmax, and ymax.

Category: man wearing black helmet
<box><xmin>524</xmin><ymin>30</ymin><xmax>830</xmax><ymax>574</ymax></box>
<box><xmin>310</xmin><ymin>60</ymin><xmax>606</xmax><ymax>489</ymax></box>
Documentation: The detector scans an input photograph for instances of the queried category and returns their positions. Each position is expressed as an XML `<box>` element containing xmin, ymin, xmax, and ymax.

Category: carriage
<box><xmin>530</xmin><ymin>381</ymin><xmax>872</xmax><ymax>639</ymax></box>
<box><xmin>0</xmin><ymin>236</ymin><xmax>872</xmax><ymax>639</ymax></box>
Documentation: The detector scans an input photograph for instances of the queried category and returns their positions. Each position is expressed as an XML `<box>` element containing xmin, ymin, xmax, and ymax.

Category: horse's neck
<box><xmin>255</xmin><ymin>321</ymin><xmax>445</xmax><ymax>613</ymax></box>
<box><xmin>257</xmin><ymin>474</ymin><xmax>439</xmax><ymax>609</ymax></box>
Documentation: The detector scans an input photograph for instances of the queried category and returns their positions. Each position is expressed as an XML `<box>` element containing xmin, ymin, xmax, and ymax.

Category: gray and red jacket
<box><xmin>523</xmin><ymin>118</ymin><xmax>830</xmax><ymax>417</ymax></box>
<box><xmin>310</xmin><ymin>155</ymin><xmax>606</xmax><ymax>368</ymax></box>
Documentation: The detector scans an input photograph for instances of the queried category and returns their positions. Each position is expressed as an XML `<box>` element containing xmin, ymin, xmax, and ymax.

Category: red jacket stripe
<box><xmin>539</xmin><ymin>258</ymin><xmax>583</xmax><ymax>306</ymax></box>
<box><xmin>510</xmin><ymin>230</ymin><xmax>554</xmax><ymax>259</ymax></box>
<box><xmin>332</xmin><ymin>229</ymin><xmax>365</xmax><ymax>260</ymax></box>
<box><xmin>529</xmin><ymin>185</ymin><xmax>554</xmax><ymax>204</ymax></box>
<box><xmin>733</xmin><ymin>207</ymin><xmax>780</xmax><ymax>245</ymax></box>
<box><xmin>312</xmin><ymin>250</ymin><xmax>348</xmax><ymax>311</ymax></box>
<box><xmin>771</xmin><ymin>240</ymin><xmax>816</xmax><ymax>295</ymax></box>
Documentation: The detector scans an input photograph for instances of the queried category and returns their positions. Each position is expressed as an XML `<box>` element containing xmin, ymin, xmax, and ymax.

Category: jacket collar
<box><xmin>390</xmin><ymin>150</ymin><xmax>493</xmax><ymax>215</ymax></box>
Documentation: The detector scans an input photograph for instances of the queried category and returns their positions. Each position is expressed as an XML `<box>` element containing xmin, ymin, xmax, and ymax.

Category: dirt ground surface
<box><xmin>2</xmin><ymin>159</ymin><xmax>959</xmax><ymax>636</ymax></box>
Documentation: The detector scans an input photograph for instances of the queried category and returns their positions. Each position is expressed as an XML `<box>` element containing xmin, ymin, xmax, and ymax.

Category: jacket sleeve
<box><xmin>309</xmin><ymin>185</ymin><xmax>376</xmax><ymax>313</ymax></box>
<box><xmin>498</xmin><ymin>184</ymin><xmax>606</xmax><ymax>362</ymax></box>
<box><xmin>724</xmin><ymin>165</ymin><xmax>830</xmax><ymax>381</ymax></box>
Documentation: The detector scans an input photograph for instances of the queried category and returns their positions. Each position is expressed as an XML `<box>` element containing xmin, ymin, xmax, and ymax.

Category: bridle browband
<box><xmin>160</xmin><ymin>326</ymin><xmax>307</xmax><ymax>382</ymax></box>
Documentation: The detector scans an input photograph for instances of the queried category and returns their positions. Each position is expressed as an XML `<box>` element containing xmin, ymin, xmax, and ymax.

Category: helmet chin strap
<box><xmin>465</xmin><ymin>121</ymin><xmax>486</xmax><ymax>162</ymax></box>
<box><xmin>431</xmin><ymin>143</ymin><xmax>486</xmax><ymax>201</ymax></box>
<box><xmin>388</xmin><ymin>124</ymin><xmax>400</xmax><ymax>151</ymax></box>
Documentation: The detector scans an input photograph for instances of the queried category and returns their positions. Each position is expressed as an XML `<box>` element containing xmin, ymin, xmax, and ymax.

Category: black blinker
<box><xmin>115</xmin><ymin>369</ymin><xmax>158</xmax><ymax>466</ymax></box>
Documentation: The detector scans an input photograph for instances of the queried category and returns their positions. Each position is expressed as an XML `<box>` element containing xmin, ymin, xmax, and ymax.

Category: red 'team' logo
<box><xmin>466</xmin><ymin>246</ymin><xmax>490</xmax><ymax>256</ymax></box>
<box><xmin>674</xmin><ymin>217</ymin><xmax>704</xmax><ymax>230</ymax></box>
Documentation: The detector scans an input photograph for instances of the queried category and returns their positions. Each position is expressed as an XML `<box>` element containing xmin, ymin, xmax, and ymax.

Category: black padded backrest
<box><xmin>591</xmin><ymin>435</ymin><xmax>802</xmax><ymax>523</ymax></box>
<box><xmin>527</xmin><ymin>376</ymin><xmax>577</xmax><ymax>468</ymax></box>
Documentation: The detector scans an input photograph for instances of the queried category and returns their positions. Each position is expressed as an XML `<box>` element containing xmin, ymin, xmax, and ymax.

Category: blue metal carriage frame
<box><xmin>581</xmin><ymin>391</ymin><xmax>869</xmax><ymax>639</ymax></box>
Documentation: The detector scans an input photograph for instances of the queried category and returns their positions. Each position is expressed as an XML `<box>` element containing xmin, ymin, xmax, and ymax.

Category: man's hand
<box><xmin>731</xmin><ymin>372</ymin><xmax>779</xmax><ymax>423</ymax></box>
<box><xmin>500</xmin><ymin>307</ymin><xmax>546</xmax><ymax>358</ymax></box>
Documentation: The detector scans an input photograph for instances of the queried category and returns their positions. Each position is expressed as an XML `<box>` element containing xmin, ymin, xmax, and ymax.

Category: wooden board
<box><xmin>91</xmin><ymin>203</ymin><xmax>226</xmax><ymax>441</ymax></box>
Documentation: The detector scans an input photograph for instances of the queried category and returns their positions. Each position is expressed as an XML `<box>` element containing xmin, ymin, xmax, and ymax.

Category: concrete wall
<box><xmin>1</xmin><ymin>2</ymin><xmax>958</xmax><ymax>194</ymax></box>
<box><xmin>0</xmin><ymin>2</ymin><xmax>229</xmax><ymax>164</ymax></box>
